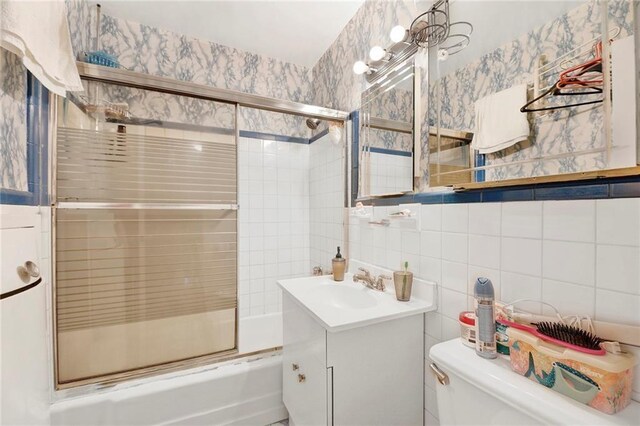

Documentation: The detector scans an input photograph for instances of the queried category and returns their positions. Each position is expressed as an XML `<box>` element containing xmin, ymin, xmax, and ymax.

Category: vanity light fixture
<box><xmin>352</xmin><ymin>0</ymin><xmax>471</xmax><ymax>81</ymax></box>
<box><xmin>353</xmin><ymin>60</ymin><xmax>370</xmax><ymax>75</ymax></box>
<box><xmin>389</xmin><ymin>25</ymin><xmax>409</xmax><ymax>43</ymax></box>
<box><xmin>369</xmin><ymin>46</ymin><xmax>391</xmax><ymax>62</ymax></box>
<box><xmin>353</xmin><ymin>61</ymin><xmax>378</xmax><ymax>75</ymax></box>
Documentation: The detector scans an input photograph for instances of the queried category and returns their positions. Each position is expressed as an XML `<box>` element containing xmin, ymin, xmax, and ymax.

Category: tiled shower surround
<box><xmin>309</xmin><ymin>134</ymin><xmax>346</xmax><ymax>272</ymax></box>
<box><xmin>348</xmin><ymin>198</ymin><xmax>640</xmax><ymax>423</ymax></box>
<box><xmin>238</xmin><ymin>137</ymin><xmax>311</xmax><ymax>318</ymax></box>
<box><xmin>238</xmin><ymin>132</ymin><xmax>345</xmax><ymax>318</ymax></box>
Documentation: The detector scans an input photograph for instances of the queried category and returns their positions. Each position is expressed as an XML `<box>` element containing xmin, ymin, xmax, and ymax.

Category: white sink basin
<box><xmin>308</xmin><ymin>285</ymin><xmax>377</xmax><ymax>310</ymax></box>
<box><xmin>277</xmin><ymin>273</ymin><xmax>436</xmax><ymax>332</ymax></box>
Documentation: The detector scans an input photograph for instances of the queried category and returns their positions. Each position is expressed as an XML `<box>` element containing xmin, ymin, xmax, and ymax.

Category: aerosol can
<box><xmin>474</xmin><ymin>277</ymin><xmax>497</xmax><ymax>359</ymax></box>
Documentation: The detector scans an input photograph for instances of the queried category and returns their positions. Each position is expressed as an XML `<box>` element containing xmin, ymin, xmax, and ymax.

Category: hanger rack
<box><xmin>524</xmin><ymin>26</ymin><xmax>620</xmax><ymax>113</ymax></box>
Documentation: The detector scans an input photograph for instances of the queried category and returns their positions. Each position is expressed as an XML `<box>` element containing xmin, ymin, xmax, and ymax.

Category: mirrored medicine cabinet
<box><xmin>355</xmin><ymin>0</ymin><xmax>640</xmax><ymax>200</ymax></box>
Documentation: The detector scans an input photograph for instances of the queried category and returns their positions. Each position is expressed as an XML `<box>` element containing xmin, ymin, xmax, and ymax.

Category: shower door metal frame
<box><xmin>51</xmin><ymin>86</ymin><xmax>241</xmax><ymax>389</ymax></box>
<box><xmin>76</xmin><ymin>62</ymin><xmax>349</xmax><ymax>122</ymax></box>
<box><xmin>51</xmin><ymin>63</ymin><xmax>349</xmax><ymax>390</ymax></box>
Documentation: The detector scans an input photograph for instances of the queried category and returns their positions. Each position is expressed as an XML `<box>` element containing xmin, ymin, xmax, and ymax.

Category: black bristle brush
<box><xmin>533</xmin><ymin>322</ymin><xmax>603</xmax><ymax>351</ymax></box>
<box><xmin>498</xmin><ymin>319</ymin><xmax>606</xmax><ymax>355</ymax></box>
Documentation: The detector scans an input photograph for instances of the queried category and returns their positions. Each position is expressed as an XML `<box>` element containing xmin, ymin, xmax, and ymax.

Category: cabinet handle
<box><xmin>292</xmin><ymin>363</ymin><xmax>299</xmax><ymax>371</ymax></box>
<box><xmin>298</xmin><ymin>374</ymin><xmax>306</xmax><ymax>383</ymax></box>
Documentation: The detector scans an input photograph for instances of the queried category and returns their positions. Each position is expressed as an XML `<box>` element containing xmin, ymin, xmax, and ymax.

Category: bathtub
<box><xmin>51</xmin><ymin>313</ymin><xmax>286</xmax><ymax>426</ymax></box>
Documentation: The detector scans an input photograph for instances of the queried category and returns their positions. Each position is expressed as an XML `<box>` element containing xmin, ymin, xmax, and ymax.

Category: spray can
<box><xmin>474</xmin><ymin>277</ymin><xmax>497</xmax><ymax>359</ymax></box>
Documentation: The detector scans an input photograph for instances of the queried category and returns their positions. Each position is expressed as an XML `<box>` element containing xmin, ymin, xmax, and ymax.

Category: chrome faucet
<box><xmin>353</xmin><ymin>268</ymin><xmax>390</xmax><ymax>292</ymax></box>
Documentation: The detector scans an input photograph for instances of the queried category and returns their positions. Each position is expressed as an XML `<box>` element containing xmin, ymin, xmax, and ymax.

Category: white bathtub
<box><xmin>239</xmin><ymin>313</ymin><xmax>283</xmax><ymax>354</ymax></box>
<box><xmin>51</xmin><ymin>314</ymin><xmax>286</xmax><ymax>426</ymax></box>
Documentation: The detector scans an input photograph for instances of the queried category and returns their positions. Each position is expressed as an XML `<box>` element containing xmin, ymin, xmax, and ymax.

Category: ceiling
<box><xmin>97</xmin><ymin>0</ymin><xmax>365</xmax><ymax>68</ymax></box>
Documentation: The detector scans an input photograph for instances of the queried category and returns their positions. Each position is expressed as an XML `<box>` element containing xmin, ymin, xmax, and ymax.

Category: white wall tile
<box><xmin>421</xmin><ymin>231</ymin><xmax>442</xmax><ymax>259</ymax></box>
<box><xmin>501</xmin><ymin>272</ymin><xmax>542</xmax><ymax>313</ymax></box>
<box><xmin>596</xmin><ymin>244</ymin><xmax>640</xmax><ymax>295</ymax></box>
<box><xmin>542</xmin><ymin>279</ymin><xmax>595</xmax><ymax>317</ymax></box>
<box><xmin>468</xmin><ymin>203</ymin><xmax>501</xmax><ymax>236</ymax></box>
<box><xmin>501</xmin><ymin>237</ymin><xmax>542</xmax><ymax>277</ymax></box>
<box><xmin>442</xmin><ymin>204</ymin><xmax>468</xmax><ymax>233</ymax></box>
<box><xmin>502</xmin><ymin>201</ymin><xmax>542</xmax><ymax>238</ymax></box>
<box><xmin>543</xmin><ymin>200</ymin><xmax>595</xmax><ymax>242</ymax></box>
<box><xmin>441</xmin><ymin>260</ymin><xmax>467</xmax><ymax>293</ymax></box>
<box><xmin>440</xmin><ymin>288</ymin><xmax>467</xmax><ymax>320</ymax></box>
<box><xmin>596</xmin><ymin>199</ymin><xmax>640</xmax><ymax>246</ymax></box>
<box><xmin>239</xmin><ymin>137</ymin><xmax>311</xmax><ymax>318</ymax></box>
<box><xmin>441</xmin><ymin>316</ymin><xmax>459</xmax><ymax>340</ymax></box>
<box><xmin>595</xmin><ymin>289</ymin><xmax>640</xmax><ymax>325</ymax></box>
<box><xmin>419</xmin><ymin>256</ymin><xmax>442</xmax><ymax>284</ymax></box>
<box><xmin>468</xmin><ymin>234</ymin><xmax>500</xmax><ymax>269</ymax></box>
<box><xmin>421</xmin><ymin>204</ymin><xmax>442</xmax><ymax>231</ymax></box>
<box><xmin>402</xmin><ymin>230</ymin><xmax>421</xmax><ymax>256</ymax></box>
<box><xmin>424</xmin><ymin>311</ymin><xmax>442</xmax><ymax>340</ymax></box>
<box><xmin>441</xmin><ymin>232</ymin><xmax>468</xmax><ymax>263</ymax></box>
<box><xmin>542</xmin><ymin>240</ymin><xmax>595</xmax><ymax>286</ymax></box>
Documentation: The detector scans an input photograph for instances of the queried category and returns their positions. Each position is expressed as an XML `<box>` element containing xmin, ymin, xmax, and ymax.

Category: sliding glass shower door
<box><xmin>53</xmin><ymin>81</ymin><xmax>238</xmax><ymax>386</ymax></box>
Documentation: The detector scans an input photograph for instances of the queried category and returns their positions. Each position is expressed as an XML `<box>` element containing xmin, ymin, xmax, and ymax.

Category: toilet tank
<box><xmin>429</xmin><ymin>339</ymin><xmax>640</xmax><ymax>426</ymax></box>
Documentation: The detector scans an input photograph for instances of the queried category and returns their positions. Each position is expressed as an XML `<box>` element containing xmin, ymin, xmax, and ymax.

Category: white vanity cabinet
<box><xmin>282</xmin><ymin>294</ymin><xmax>424</xmax><ymax>426</ymax></box>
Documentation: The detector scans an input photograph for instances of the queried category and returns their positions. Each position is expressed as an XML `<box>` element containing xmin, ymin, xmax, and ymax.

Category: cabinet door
<box><xmin>282</xmin><ymin>295</ymin><xmax>328</xmax><ymax>425</ymax></box>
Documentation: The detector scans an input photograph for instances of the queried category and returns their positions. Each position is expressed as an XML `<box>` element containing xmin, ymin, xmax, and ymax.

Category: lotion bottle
<box><xmin>332</xmin><ymin>246</ymin><xmax>346</xmax><ymax>282</ymax></box>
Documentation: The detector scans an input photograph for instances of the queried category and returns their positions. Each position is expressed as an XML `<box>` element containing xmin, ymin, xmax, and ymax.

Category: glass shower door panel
<box><xmin>54</xmin><ymin>85</ymin><xmax>238</xmax><ymax>385</ymax></box>
<box><xmin>56</xmin><ymin>208</ymin><xmax>236</xmax><ymax>382</ymax></box>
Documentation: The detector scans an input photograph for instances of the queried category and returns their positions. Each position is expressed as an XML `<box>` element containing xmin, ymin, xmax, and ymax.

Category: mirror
<box><xmin>358</xmin><ymin>60</ymin><xmax>417</xmax><ymax>197</ymax></box>
<box><xmin>427</xmin><ymin>0</ymin><xmax>638</xmax><ymax>189</ymax></box>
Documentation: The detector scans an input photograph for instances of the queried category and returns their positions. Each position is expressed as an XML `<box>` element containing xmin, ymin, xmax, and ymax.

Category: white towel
<box><xmin>1</xmin><ymin>0</ymin><xmax>83</xmax><ymax>96</ymax></box>
<box><xmin>471</xmin><ymin>84</ymin><xmax>529</xmax><ymax>154</ymax></box>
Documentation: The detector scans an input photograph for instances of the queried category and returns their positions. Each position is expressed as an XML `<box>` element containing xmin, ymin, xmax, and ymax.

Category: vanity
<box><xmin>278</xmin><ymin>269</ymin><xmax>436</xmax><ymax>425</ymax></box>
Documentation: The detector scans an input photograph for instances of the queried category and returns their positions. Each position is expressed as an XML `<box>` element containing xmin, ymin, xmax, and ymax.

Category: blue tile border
<box><xmin>309</xmin><ymin>128</ymin><xmax>329</xmax><ymax>144</ymax></box>
<box><xmin>355</xmin><ymin>175</ymin><xmax>640</xmax><ymax>207</ymax></box>
<box><xmin>369</xmin><ymin>147</ymin><xmax>412</xmax><ymax>157</ymax></box>
<box><xmin>0</xmin><ymin>73</ymin><xmax>49</xmax><ymax>206</ymax></box>
<box><xmin>238</xmin><ymin>130</ymin><xmax>309</xmax><ymax>144</ymax></box>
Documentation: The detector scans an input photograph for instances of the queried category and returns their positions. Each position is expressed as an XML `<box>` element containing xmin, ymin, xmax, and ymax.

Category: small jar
<box><xmin>459</xmin><ymin>311</ymin><xmax>476</xmax><ymax>348</ymax></box>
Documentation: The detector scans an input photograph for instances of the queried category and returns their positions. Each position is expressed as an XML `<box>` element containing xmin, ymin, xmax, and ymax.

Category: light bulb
<box><xmin>352</xmin><ymin>61</ymin><xmax>369</xmax><ymax>75</ymax></box>
<box><xmin>369</xmin><ymin>46</ymin><xmax>386</xmax><ymax>61</ymax></box>
<box><xmin>390</xmin><ymin>25</ymin><xmax>407</xmax><ymax>43</ymax></box>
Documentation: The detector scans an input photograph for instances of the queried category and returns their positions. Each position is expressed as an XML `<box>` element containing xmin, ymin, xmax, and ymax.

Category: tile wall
<box><xmin>348</xmin><ymin>198</ymin><xmax>640</xmax><ymax>424</ymax></box>
<box><xmin>369</xmin><ymin>151</ymin><xmax>413</xmax><ymax>195</ymax></box>
<box><xmin>309</xmin><ymin>133</ymin><xmax>345</xmax><ymax>272</ymax></box>
<box><xmin>238</xmin><ymin>137</ymin><xmax>311</xmax><ymax>318</ymax></box>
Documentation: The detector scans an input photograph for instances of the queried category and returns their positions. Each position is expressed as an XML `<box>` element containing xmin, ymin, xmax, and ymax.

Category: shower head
<box><xmin>306</xmin><ymin>118</ymin><xmax>321</xmax><ymax>130</ymax></box>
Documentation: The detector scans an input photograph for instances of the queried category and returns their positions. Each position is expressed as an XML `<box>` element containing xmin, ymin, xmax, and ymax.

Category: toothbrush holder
<box><xmin>393</xmin><ymin>271</ymin><xmax>413</xmax><ymax>301</ymax></box>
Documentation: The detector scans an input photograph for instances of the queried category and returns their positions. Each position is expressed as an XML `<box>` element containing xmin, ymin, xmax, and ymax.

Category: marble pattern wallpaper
<box><xmin>310</xmin><ymin>0</ymin><xmax>431</xmax><ymax>189</ymax></box>
<box><xmin>65</xmin><ymin>0</ymin><xmax>94</xmax><ymax>56</ymax></box>
<box><xmin>312</xmin><ymin>0</ymin><xmax>634</xmax><ymax>189</ymax></box>
<box><xmin>366</xmin><ymin>84</ymin><xmax>413</xmax><ymax>151</ymax></box>
<box><xmin>430</xmin><ymin>0</ymin><xmax>634</xmax><ymax>181</ymax></box>
<box><xmin>0</xmin><ymin>49</ymin><xmax>28</xmax><ymax>192</ymax></box>
<box><xmin>1</xmin><ymin>0</ymin><xmax>90</xmax><ymax>193</ymax></box>
<box><xmin>98</xmin><ymin>13</ymin><xmax>312</xmax><ymax>138</ymax></box>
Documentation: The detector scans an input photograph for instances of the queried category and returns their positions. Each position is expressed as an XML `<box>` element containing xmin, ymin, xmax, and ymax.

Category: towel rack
<box><xmin>1</xmin><ymin>261</ymin><xmax>42</xmax><ymax>301</ymax></box>
<box><xmin>0</xmin><ymin>278</ymin><xmax>43</xmax><ymax>301</ymax></box>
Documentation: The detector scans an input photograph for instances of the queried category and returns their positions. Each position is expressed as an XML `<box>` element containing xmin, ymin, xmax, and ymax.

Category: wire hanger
<box><xmin>521</xmin><ymin>41</ymin><xmax>605</xmax><ymax>113</ymax></box>
<box><xmin>520</xmin><ymin>82</ymin><xmax>603</xmax><ymax>113</ymax></box>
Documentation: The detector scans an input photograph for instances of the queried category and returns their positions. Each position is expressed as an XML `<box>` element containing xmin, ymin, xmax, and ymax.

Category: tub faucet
<box><xmin>353</xmin><ymin>268</ymin><xmax>389</xmax><ymax>292</ymax></box>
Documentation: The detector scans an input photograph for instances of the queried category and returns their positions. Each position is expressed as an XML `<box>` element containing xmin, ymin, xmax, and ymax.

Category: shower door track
<box><xmin>76</xmin><ymin>62</ymin><xmax>349</xmax><ymax>122</ymax></box>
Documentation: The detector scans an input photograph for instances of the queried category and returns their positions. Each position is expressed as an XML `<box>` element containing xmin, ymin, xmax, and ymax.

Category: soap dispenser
<box><xmin>332</xmin><ymin>246</ymin><xmax>346</xmax><ymax>282</ymax></box>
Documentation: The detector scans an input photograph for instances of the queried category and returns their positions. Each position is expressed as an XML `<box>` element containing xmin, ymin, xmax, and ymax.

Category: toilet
<box><xmin>429</xmin><ymin>339</ymin><xmax>640</xmax><ymax>425</ymax></box>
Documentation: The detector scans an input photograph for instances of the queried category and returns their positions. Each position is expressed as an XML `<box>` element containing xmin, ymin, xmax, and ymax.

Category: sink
<box><xmin>277</xmin><ymin>272</ymin><xmax>436</xmax><ymax>332</ymax></box>
<box><xmin>308</xmin><ymin>285</ymin><xmax>377</xmax><ymax>310</ymax></box>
